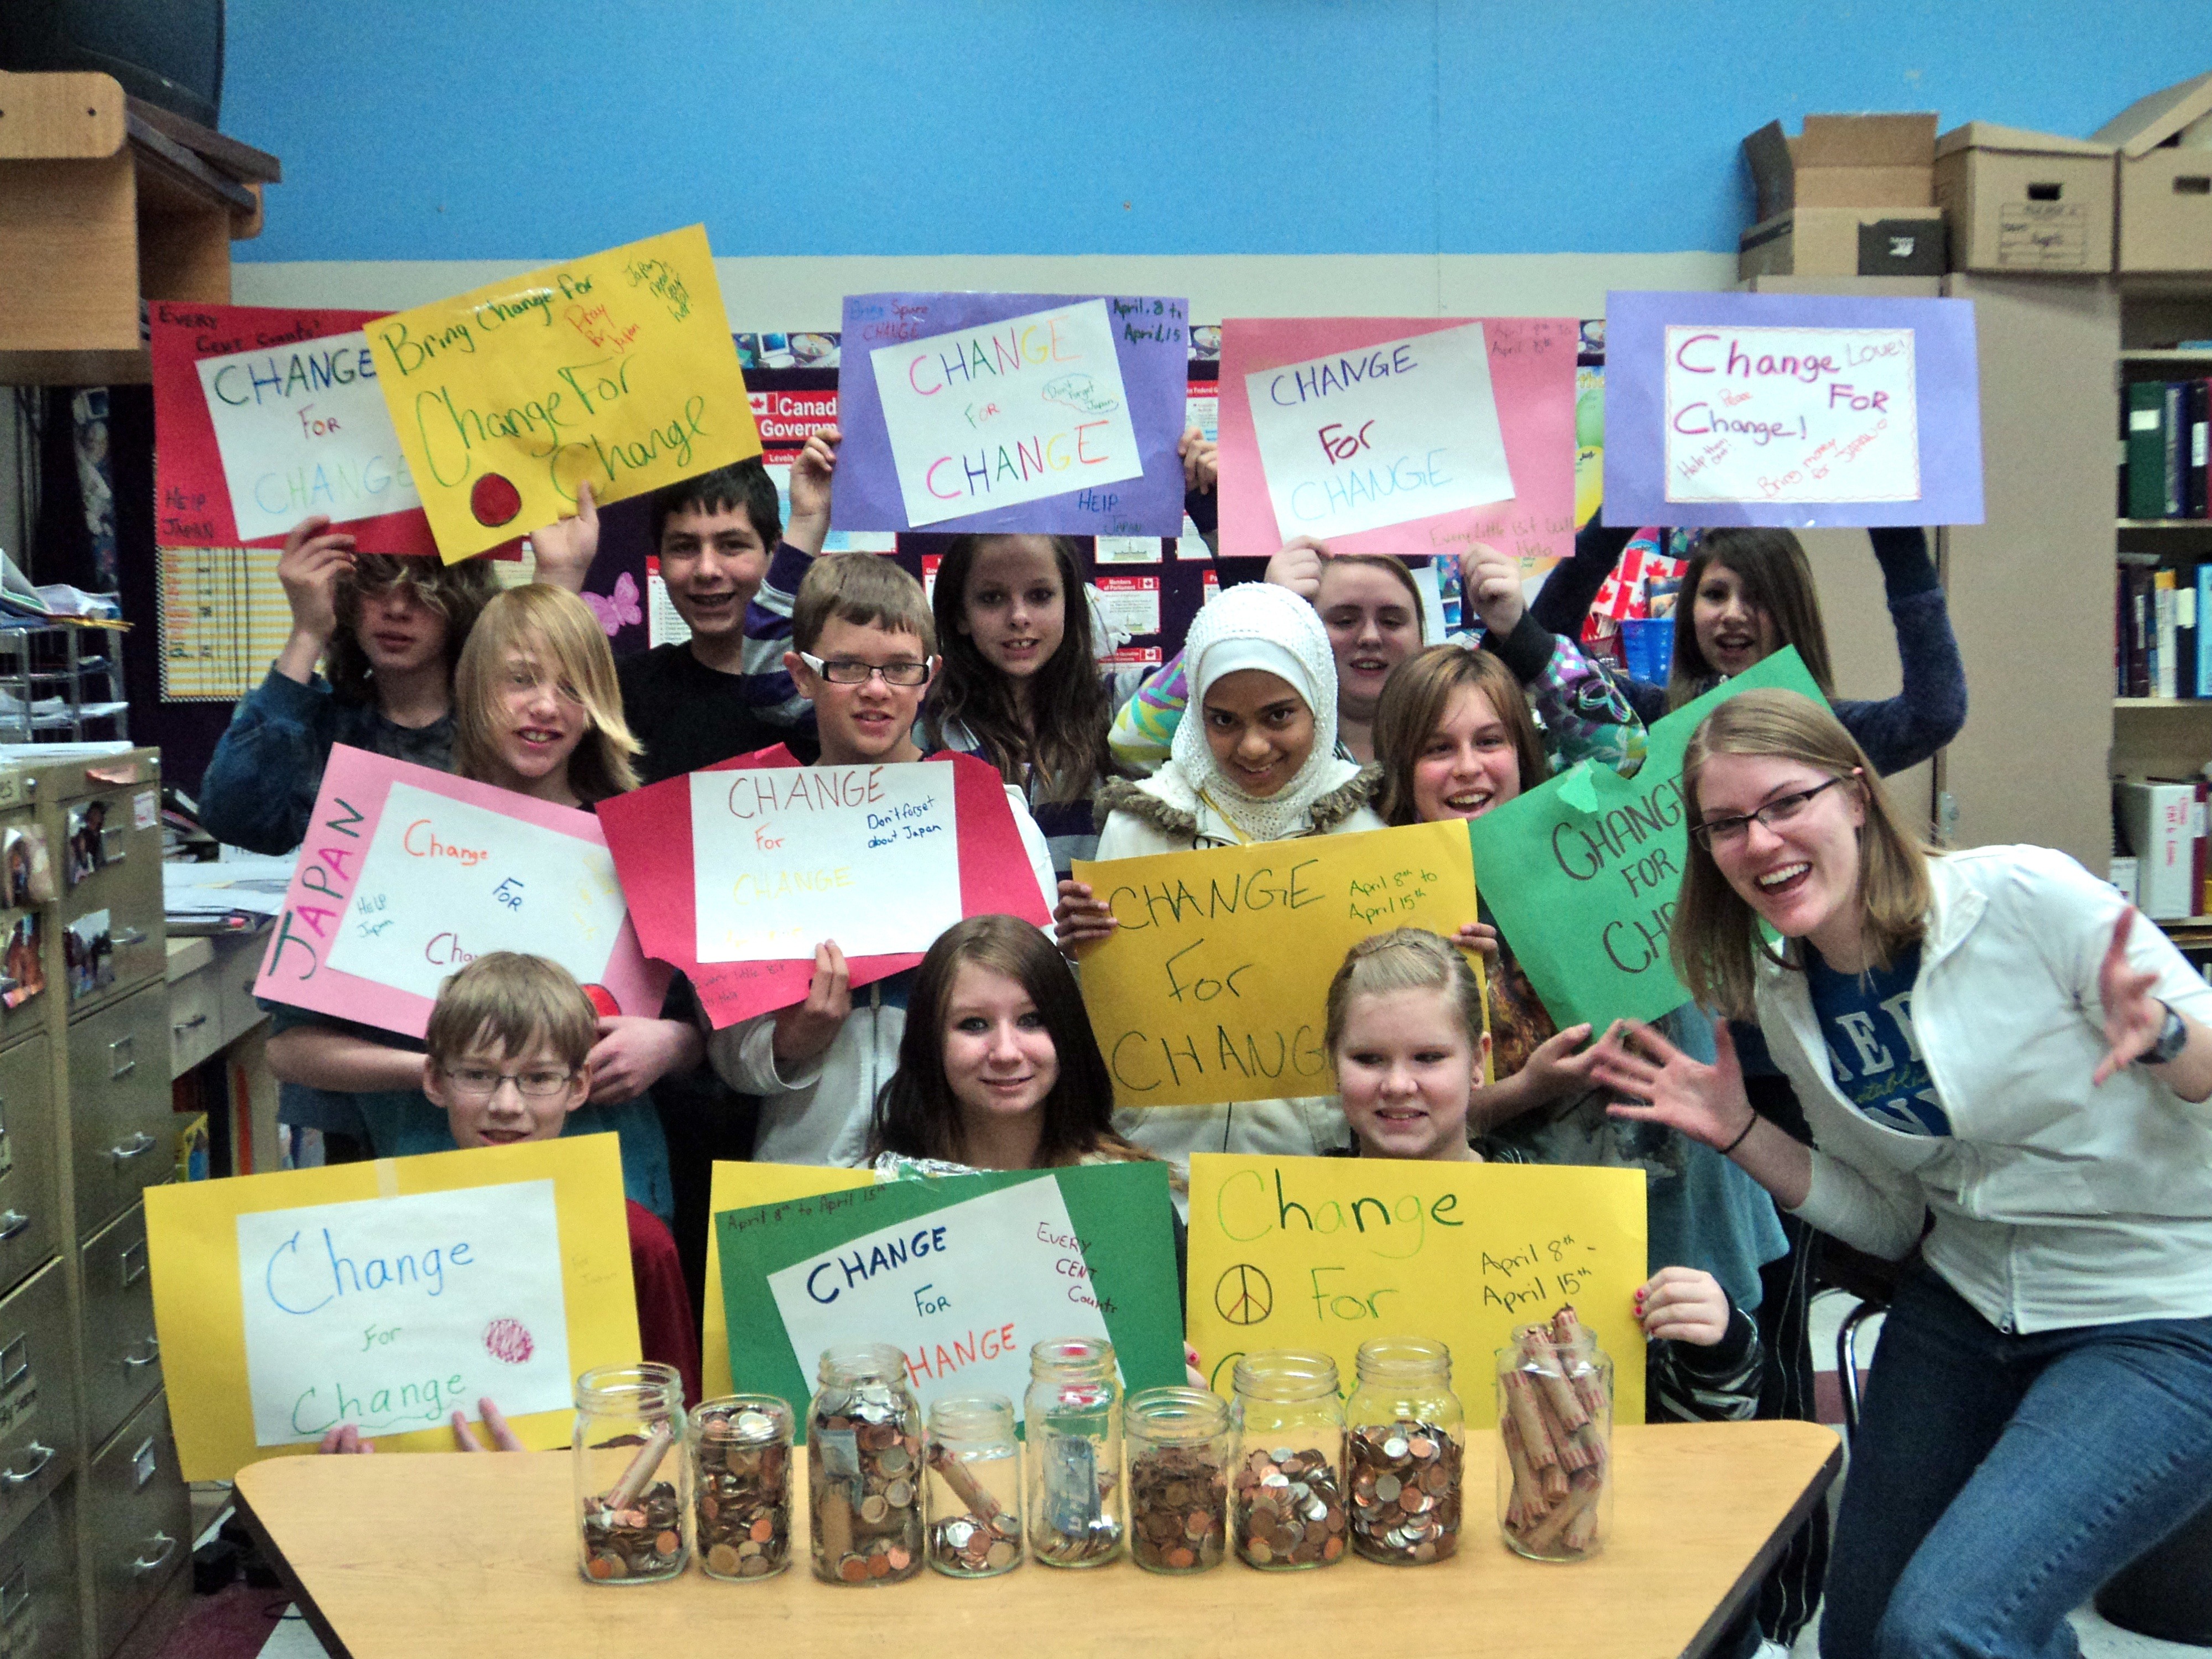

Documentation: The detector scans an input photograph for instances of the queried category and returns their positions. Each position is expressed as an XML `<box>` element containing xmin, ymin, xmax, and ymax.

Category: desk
<box><xmin>234</xmin><ymin>1421</ymin><xmax>1840</xmax><ymax>1659</ymax></box>
<box><xmin>165</xmin><ymin>930</ymin><xmax>280</xmax><ymax>1175</ymax></box>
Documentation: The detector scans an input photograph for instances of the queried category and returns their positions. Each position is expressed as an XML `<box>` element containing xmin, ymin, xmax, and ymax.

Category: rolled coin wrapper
<box><xmin>1496</xmin><ymin>1304</ymin><xmax>1613</xmax><ymax>1562</ymax></box>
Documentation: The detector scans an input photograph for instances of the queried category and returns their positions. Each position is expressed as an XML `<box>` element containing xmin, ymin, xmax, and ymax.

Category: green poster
<box><xmin>714</xmin><ymin>1162</ymin><xmax>1183</xmax><ymax>1439</ymax></box>
<box><xmin>1465</xmin><ymin>648</ymin><xmax>1828</xmax><ymax>1032</ymax></box>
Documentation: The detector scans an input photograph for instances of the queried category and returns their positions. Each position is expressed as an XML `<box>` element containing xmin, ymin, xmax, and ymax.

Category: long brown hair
<box><xmin>452</xmin><ymin>585</ymin><xmax>640</xmax><ymax>805</ymax></box>
<box><xmin>1666</xmin><ymin>529</ymin><xmax>1837</xmax><ymax>711</ymax></box>
<box><xmin>1371</xmin><ymin>646</ymin><xmax>1549</xmax><ymax>827</ymax></box>
<box><xmin>327</xmin><ymin>554</ymin><xmax>500</xmax><ymax>705</ymax></box>
<box><xmin>1672</xmin><ymin>688</ymin><xmax>1933</xmax><ymax>1020</ymax></box>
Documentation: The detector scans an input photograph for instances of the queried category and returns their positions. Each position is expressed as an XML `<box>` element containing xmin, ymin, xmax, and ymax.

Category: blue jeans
<box><xmin>1822</xmin><ymin>1266</ymin><xmax>2212</xmax><ymax>1659</ymax></box>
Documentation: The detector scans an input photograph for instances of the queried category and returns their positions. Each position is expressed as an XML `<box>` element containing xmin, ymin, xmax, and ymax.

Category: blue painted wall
<box><xmin>226</xmin><ymin>3</ymin><xmax>2200</xmax><ymax>261</ymax></box>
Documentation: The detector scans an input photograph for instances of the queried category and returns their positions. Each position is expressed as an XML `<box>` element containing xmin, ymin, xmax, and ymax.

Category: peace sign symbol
<box><xmin>1214</xmin><ymin>1263</ymin><xmax>1273</xmax><ymax>1327</ymax></box>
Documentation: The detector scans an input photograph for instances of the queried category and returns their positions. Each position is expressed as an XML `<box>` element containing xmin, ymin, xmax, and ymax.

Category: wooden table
<box><xmin>234</xmin><ymin>1421</ymin><xmax>1839</xmax><ymax>1659</ymax></box>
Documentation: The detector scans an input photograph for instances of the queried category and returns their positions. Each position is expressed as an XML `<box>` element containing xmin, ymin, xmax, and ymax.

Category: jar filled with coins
<box><xmin>1229</xmin><ymin>1350</ymin><xmax>1348</xmax><ymax>1571</ymax></box>
<box><xmin>1024</xmin><ymin>1337</ymin><xmax>1124</xmax><ymax>1567</ymax></box>
<box><xmin>1496</xmin><ymin>1305</ymin><xmax>1614</xmax><ymax>1562</ymax></box>
<box><xmin>574</xmin><ymin>1361</ymin><xmax>690</xmax><ymax>1585</ymax></box>
<box><xmin>1345</xmin><ymin>1336</ymin><xmax>1464</xmax><ymax>1565</ymax></box>
<box><xmin>689</xmin><ymin>1394</ymin><xmax>792</xmax><ymax>1582</ymax></box>
<box><xmin>808</xmin><ymin>1342</ymin><xmax>926</xmax><ymax>1585</ymax></box>
<box><xmin>924</xmin><ymin>1394</ymin><xmax>1023</xmax><ymax>1578</ymax></box>
<box><xmin>1125</xmin><ymin>1386</ymin><xmax>1231</xmax><ymax>1574</ymax></box>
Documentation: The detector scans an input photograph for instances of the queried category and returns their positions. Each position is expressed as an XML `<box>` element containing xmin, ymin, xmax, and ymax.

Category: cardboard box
<box><xmin>2116</xmin><ymin>780</ymin><xmax>2201</xmax><ymax>919</ymax></box>
<box><xmin>1743</xmin><ymin>113</ymin><xmax>1938</xmax><ymax>220</ymax></box>
<box><xmin>1738</xmin><ymin>208</ymin><xmax>1946</xmax><ymax>279</ymax></box>
<box><xmin>1934</xmin><ymin>122</ymin><xmax>2115</xmax><ymax>273</ymax></box>
<box><xmin>2093</xmin><ymin>71</ymin><xmax>2212</xmax><ymax>272</ymax></box>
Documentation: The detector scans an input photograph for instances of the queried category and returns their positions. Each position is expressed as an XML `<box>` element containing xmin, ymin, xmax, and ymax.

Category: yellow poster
<box><xmin>366</xmin><ymin>224</ymin><xmax>760</xmax><ymax>561</ymax></box>
<box><xmin>1071</xmin><ymin>820</ymin><xmax>1481</xmax><ymax>1109</ymax></box>
<box><xmin>701</xmin><ymin>1161</ymin><xmax>873</xmax><ymax>1399</ymax></box>
<box><xmin>1186</xmin><ymin>1154</ymin><xmax>1647</xmax><ymax>1426</ymax></box>
<box><xmin>148</xmin><ymin>1135</ymin><xmax>637</xmax><ymax>1481</ymax></box>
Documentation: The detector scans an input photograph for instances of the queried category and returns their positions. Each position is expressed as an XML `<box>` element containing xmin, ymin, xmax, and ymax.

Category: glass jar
<box><xmin>1024</xmin><ymin>1337</ymin><xmax>1124</xmax><ymax>1567</ymax></box>
<box><xmin>1496</xmin><ymin>1308</ymin><xmax>1614</xmax><ymax>1562</ymax></box>
<box><xmin>808</xmin><ymin>1342</ymin><xmax>925</xmax><ymax>1585</ymax></box>
<box><xmin>690</xmin><ymin>1394</ymin><xmax>792</xmax><ymax>1581</ymax></box>
<box><xmin>574</xmin><ymin>1361</ymin><xmax>689</xmax><ymax>1584</ymax></box>
<box><xmin>1125</xmin><ymin>1386</ymin><xmax>1230</xmax><ymax>1574</ymax></box>
<box><xmin>924</xmin><ymin>1394</ymin><xmax>1022</xmax><ymax>1578</ymax></box>
<box><xmin>1346</xmin><ymin>1336</ymin><xmax>1465</xmax><ymax>1565</ymax></box>
<box><xmin>1229</xmin><ymin>1350</ymin><xmax>1348</xmax><ymax>1571</ymax></box>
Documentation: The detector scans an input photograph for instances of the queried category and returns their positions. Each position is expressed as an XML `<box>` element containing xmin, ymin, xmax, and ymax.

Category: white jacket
<box><xmin>1756</xmin><ymin>843</ymin><xmax>2212</xmax><ymax>1333</ymax></box>
<box><xmin>707</xmin><ymin>784</ymin><xmax>1058</xmax><ymax>1167</ymax></box>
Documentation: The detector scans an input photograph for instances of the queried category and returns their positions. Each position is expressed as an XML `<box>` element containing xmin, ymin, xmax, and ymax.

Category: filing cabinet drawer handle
<box><xmin>114</xmin><ymin>927</ymin><xmax>147</xmax><ymax>946</ymax></box>
<box><xmin>129</xmin><ymin>1533</ymin><xmax>176</xmax><ymax>1575</ymax></box>
<box><xmin>107</xmin><ymin>1035</ymin><xmax>136</xmax><ymax>1081</ymax></box>
<box><xmin>109</xmin><ymin>1133</ymin><xmax>155</xmax><ymax>1162</ymax></box>
<box><xmin>121</xmin><ymin>1338</ymin><xmax>159</xmax><ymax>1369</ymax></box>
<box><xmin>0</xmin><ymin>1443</ymin><xmax>51</xmax><ymax>1487</ymax></box>
<box><xmin>0</xmin><ymin>1212</ymin><xmax>28</xmax><ymax>1242</ymax></box>
<box><xmin>170</xmin><ymin>1013</ymin><xmax>207</xmax><ymax>1035</ymax></box>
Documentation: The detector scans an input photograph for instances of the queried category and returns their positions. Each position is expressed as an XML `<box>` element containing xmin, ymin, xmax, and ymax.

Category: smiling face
<box><xmin>1411</xmin><ymin>685</ymin><xmax>1523</xmax><ymax>823</ymax></box>
<box><xmin>658</xmin><ymin>504</ymin><xmax>770</xmax><ymax>644</ymax></box>
<box><xmin>491</xmin><ymin>641</ymin><xmax>587</xmax><ymax>794</ymax></box>
<box><xmin>1201</xmin><ymin>669</ymin><xmax>1315</xmax><ymax>799</ymax></box>
<box><xmin>1694</xmin><ymin>750</ymin><xmax>1866</xmax><ymax>957</ymax></box>
<box><xmin>1691</xmin><ymin>562</ymin><xmax>1781</xmax><ymax>678</ymax></box>
<box><xmin>1316</xmin><ymin>562</ymin><xmax>1421</xmax><ymax>721</ymax></box>
<box><xmin>940</xmin><ymin>961</ymin><xmax>1061</xmax><ymax>1131</ymax></box>
<box><xmin>791</xmin><ymin>617</ymin><xmax>932</xmax><ymax>765</ymax></box>
<box><xmin>1334</xmin><ymin>987</ymin><xmax>1486</xmax><ymax>1161</ymax></box>
<box><xmin>353</xmin><ymin>579</ymin><xmax>451</xmax><ymax>679</ymax></box>
<box><xmin>426</xmin><ymin>1033</ymin><xmax>587</xmax><ymax>1149</ymax></box>
<box><xmin>959</xmin><ymin>536</ymin><xmax>1066</xmax><ymax>684</ymax></box>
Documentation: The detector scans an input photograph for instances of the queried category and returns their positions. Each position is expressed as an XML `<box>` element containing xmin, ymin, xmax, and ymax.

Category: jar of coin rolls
<box><xmin>1229</xmin><ymin>1350</ymin><xmax>1348</xmax><ymax>1571</ymax></box>
<box><xmin>1024</xmin><ymin>1337</ymin><xmax>1124</xmax><ymax>1567</ymax></box>
<box><xmin>574</xmin><ymin>1361</ymin><xmax>690</xmax><ymax>1585</ymax></box>
<box><xmin>808</xmin><ymin>1342</ymin><xmax>925</xmax><ymax>1585</ymax></box>
<box><xmin>1345</xmin><ymin>1336</ymin><xmax>1464</xmax><ymax>1565</ymax></box>
<box><xmin>689</xmin><ymin>1394</ymin><xmax>792</xmax><ymax>1581</ymax></box>
<box><xmin>1495</xmin><ymin>1306</ymin><xmax>1614</xmax><ymax>1562</ymax></box>
<box><xmin>1125</xmin><ymin>1386</ymin><xmax>1231</xmax><ymax>1574</ymax></box>
<box><xmin>924</xmin><ymin>1394</ymin><xmax>1022</xmax><ymax>1578</ymax></box>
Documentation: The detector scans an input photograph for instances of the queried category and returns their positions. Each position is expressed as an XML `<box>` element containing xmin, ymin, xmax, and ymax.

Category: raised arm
<box><xmin>1528</xmin><ymin>515</ymin><xmax>1637</xmax><ymax>639</ymax></box>
<box><xmin>1831</xmin><ymin>527</ymin><xmax>1968</xmax><ymax>776</ymax></box>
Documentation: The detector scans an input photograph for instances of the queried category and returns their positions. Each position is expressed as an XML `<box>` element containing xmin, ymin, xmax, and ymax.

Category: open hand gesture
<box><xmin>1589</xmin><ymin>1017</ymin><xmax>1754</xmax><ymax>1150</ymax></box>
<box><xmin>2094</xmin><ymin>908</ymin><xmax>2168</xmax><ymax>1085</ymax></box>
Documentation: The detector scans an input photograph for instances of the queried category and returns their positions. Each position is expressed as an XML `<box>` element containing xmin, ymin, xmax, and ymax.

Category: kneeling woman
<box><xmin>1592</xmin><ymin>688</ymin><xmax>2212</xmax><ymax>1659</ymax></box>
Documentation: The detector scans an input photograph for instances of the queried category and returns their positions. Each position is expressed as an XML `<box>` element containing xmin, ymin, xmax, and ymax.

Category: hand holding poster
<box><xmin>1071</xmin><ymin>821</ymin><xmax>1480</xmax><ymax>1109</ymax></box>
<box><xmin>1603</xmin><ymin>290</ymin><xmax>1984</xmax><ymax>528</ymax></box>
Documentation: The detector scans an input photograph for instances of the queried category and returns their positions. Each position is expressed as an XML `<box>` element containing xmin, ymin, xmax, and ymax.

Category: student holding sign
<box><xmin>1590</xmin><ymin>690</ymin><xmax>2212</xmax><ymax>1659</ymax></box>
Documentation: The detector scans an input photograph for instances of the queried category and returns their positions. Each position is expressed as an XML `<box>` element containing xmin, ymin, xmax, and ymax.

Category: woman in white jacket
<box><xmin>1589</xmin><ymin>688</ymin><xmax>2212</xmax><ymax>1659</ymax></box>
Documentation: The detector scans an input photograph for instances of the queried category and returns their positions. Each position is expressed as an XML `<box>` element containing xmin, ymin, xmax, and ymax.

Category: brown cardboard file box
<box><xmin>1738</xmin><ymin>210</ymin><xmax>1947</xmax><ymax>280</ymax></box>
<box><xmin>2093</xmin><ymin>71</ymin><xmax>2212</xmax><ymax>272</ymax></box>
<box><xmin>1934</xmin><ymin>122</ymin><xmax>2115</xmax><ymax>272</ymax></box>
<box><xmin>1740</xmin><ymin>113</ymin><xmax>1942</xmax><ymax>278</ymax></box>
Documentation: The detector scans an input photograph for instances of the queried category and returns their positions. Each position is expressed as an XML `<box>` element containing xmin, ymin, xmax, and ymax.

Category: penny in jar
<box><xmin>1130</xmin><ymin>1444</ymin><xmax>1228</xmax><ymax>1573</ymax></box>
<box><xmin>1231</xmin><ymin>1447</ymin><xmax>1348</xmax><ymax>1570</ymax></box>
<box><xmin>694</xmin><ymin>1404</ymin><xmax>792</xmax><ymax>1582</ymax></box>
<box><xmin>1348</xmin><ymin>1421</ymin><xmax>1463</xmax><ymax>1564</ymax></box>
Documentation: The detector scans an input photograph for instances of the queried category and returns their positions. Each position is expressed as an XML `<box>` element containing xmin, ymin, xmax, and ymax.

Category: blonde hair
<box><xmin>425</xmin><ymin>952</ymin><xmax>597</xmax><ymax>1074</ymax></box>
<box><xmin>1673</xmin><ymin>688</ymin><xmax>1933</xmax><ymax>1020</ymax></box>
<box><xmin>1371</xmin><ymin>646</ymin><xmax>1548</xmax><ymax>827</ymax></box>
<box><xmin>1324</xmin><ymin>927</ymin><xmax>1486</xmax><ymax>1056</ymax></box>
<box><xmin>453</xmin><ymin>585</ymin><xmax>640</xmax><ymax>804</ymax></box>
<box><xmin>791</xmin><ymin>554</ymin><xmax>935</xmax><ymax>657</ymax></box>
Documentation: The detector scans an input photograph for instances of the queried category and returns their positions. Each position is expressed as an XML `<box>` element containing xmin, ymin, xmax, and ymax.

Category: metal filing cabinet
<box><xmin>71</xmin><ymin>1211</ymin><xmax>155</xmax><ymax>1454</ymax></box>
<box><xmin>81</xmin><ymin>1390</ymin><xmax>184</xmax><ymax>1659</ymax></box>
<box><xmin>63</xmin><ymin>993</ymin><xmax>168</xmax><ymax>1245</ymax></box>
<box><xmin>0</xmin><ymin>1038</ymin><xmax>59</xmax><ymax>1298</ymax></box>
<box><xmin>0</xmin><ymin>1490</ymin><xmax>80</xmax><ymax>1659</ymax></box>
<box><xmin>0</xmin><ymin>1263</ymin><xmax>78</xmax><ymax>1548</ymax></box>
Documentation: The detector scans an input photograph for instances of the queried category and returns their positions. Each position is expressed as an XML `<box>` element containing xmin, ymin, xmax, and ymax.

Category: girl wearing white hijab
<box><xmin>1058</xmin><ymin>581</ymin><xmax>1386</xmax><ymax>1166</ymax></box>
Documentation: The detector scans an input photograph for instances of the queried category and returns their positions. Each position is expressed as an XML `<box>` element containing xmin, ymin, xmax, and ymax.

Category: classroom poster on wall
<box><xmin>1185</xmin><ymin>1154</ymin><xmax>1647</xmax><ymax>1427</ymax></box>
<box><xmin>1464</xmin><ymin>649</ymin><xmax>1828</xmax><ymax>1032</ymax></box>
<box><xmin>1217</xmin><ymin>317</ymin><xmax>1578</xmax><ymax>567</ymax></box>
<box><xmin>1602</xmin><ymin>290</ymin><xmax>1985</xmax><ymax>528</ymax></box>
<box><xmin>147</xmin><ymin>1135</ymin><xmax>637</xmax><ymax>1480</ymax></box>
<box><xmin>832</xmin><ymin>292</ymin><xmax>1191</xmax><ymax>536</ymax></box>
<box><xmin>1070</xmin><ymin>821</ymin><xmax>1480</xmax><ymax>1109</ymax></box>
<box><xmin>253</xmin><ymin>746</ymin><xmax>669</xmax><ymax>1040</ymax></box>
<box><xmin>367</xmin><ymin>225</ymin><xmax>761</xmax><ymax>561</ymax></box>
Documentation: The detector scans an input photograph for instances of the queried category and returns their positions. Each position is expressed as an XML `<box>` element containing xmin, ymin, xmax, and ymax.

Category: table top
<box><xmin>234</xmin><ymin>1420</ymin><xmax>1839</xmax><ymax>1659</ymax></box>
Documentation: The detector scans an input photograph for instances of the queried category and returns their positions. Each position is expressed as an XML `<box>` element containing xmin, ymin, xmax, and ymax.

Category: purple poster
<box><xmin>1603</xmin><ymin>290</ymin><xmax>1984</xmax><ymax>528</ymax></box>
<box><xmin>832</xmin><ymin>291</ymin><xmax>1190</xmax><ymax>536</ymax></box>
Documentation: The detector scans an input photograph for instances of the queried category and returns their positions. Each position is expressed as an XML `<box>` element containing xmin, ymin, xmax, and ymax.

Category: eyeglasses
<box><xmin>442</xmin><ymin>1066</ymin><xmax>576</xmax><ymax>1100</ymax></box>
<box><xmin>1691</xmin><ymin>774</ymin><xmax>1853</xmax><ymax>850</ymax></box>
<box><xmin>797</xmin><ymin>651</ymin><xmax>931</xmax><ymax>687</ymax></box>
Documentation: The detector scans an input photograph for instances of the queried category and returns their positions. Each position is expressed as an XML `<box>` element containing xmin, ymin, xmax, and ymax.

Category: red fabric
<box><xmin>627</xmin><ymin>1200</ymin><xmax>702</xmax><ymax>1406</ymax></box>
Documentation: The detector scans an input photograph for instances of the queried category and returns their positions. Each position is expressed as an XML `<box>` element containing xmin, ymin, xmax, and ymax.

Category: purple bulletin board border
<box><xmin>1601</xmin><ymin>290</ymin><xmax>1985</xmax><ymax>529</ymax></box>
<box><xmin>831</xmin><ymin>292</ymin><xmax>1190</xmax><ymax>537</ymax></box>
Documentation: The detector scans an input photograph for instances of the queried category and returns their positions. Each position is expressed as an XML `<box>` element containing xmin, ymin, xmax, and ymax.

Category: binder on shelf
<box><xmin>2194</xmin><ymin>566</ymin><xmax>2212</xmax><ymax>697</ymax></box>
<box><xmin>2129</xmin><ymin>380</ymin><xmax>2170</xmax><ymax>520</ymax></box>
<box><xmin>2188</xmin><ymin>380</ymin><xmax>2211</xmax><ymax>519</ymax></box>
<box><xmin>2164</xmin><ymin>383</ymin><xmax>2189</xmax><ymax>519</ymax></box>
<box><xmin>2126</xmin><ymin>564</ymin><xmax>2154</xmax><ymax>698</ymax></box>
<box><xmin>2178</xmin><ymin>575</ymin><xmax>2200</xmax><ymax>700</ymax></box>
<box><xmin>2116</xmin><ymin>780</ymin><xmax>2200</xmax><ymax>920</ymax></box>
<box><xmin>2156</xmin><ymin>568</ymin><xmax>2179</xmax><ymax>699</ymax></box>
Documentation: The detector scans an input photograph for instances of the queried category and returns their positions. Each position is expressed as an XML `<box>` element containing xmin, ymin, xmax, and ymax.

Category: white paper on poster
<box><xmin>196</xmin><ymin>330</ymin><xmax>424</xmax><ymax>540</ymax></box>
<box><xmin>237</xmin><ymin>1180</ymin><xmax>571</xmax><ymax>1447</ymax></box>
<box><xmin>870</xmin><ymin>299</ymin><xmax>1144</xmax><ymax>528</ymax></box>
<box><xmin>766</xmin><ymin>1180</ymin><xmax>1116</xmax><ymax>1426</ymax></box>
<box><xmin>691</xmin><ymin>761</ymin><xmax>963</xmax><ymax>963</ymax></box>
<box><xmin>1092</xmin><ymin>577</ymin><xmax>1161</xmax><ymax>639</ymax></box>
<box><xmin>323</xmin><ymin>781</ymin><xmax>629</xmax><ymax>997</ymax></box>
<box><xmin>1662</xmin><ymin>325</ymin><xmax>1920</xmax><ymax>504</ymax></box>
<box><xmin>1245</xmin><ymin>321</ymin><xmax>1515</xmax><ymax>541</ymax></box>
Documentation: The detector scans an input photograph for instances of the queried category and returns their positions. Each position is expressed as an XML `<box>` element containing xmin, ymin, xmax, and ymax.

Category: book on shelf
<box><xmin>2157</xmin><ymin>568</ymin><xmax>2180</xmax><ymax>699</ymax></box>
<box><xmin>2129</xmin><ymin>381</ymin><xmax>2170</xmax><ymax>520</ymax></box>
<box><xmin>2125</xmin><ymin>378</ymin><xmax>2212</xmax><ymax>520</ymax></box>
<box><xmin>2190</xmin><ymin>380</ymin><xmax>2211</xmax><ymax>520</ymax></box>
<box><xmin>2116</xmin><ymin>780</ymin><xmax>2203</xmax><ymax>920</ymax></box>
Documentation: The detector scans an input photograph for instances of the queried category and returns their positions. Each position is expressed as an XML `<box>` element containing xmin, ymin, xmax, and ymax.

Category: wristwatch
<box><xmin>2145</xmin><ymin>1000</ymin><xmax>2189</xmax><ymax>1067</ymax></box>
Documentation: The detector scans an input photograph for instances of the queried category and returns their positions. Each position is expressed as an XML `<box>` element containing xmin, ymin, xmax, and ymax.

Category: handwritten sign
<box><xmin>832</xmin><ymin>292</ymin><xmax>1189</xmax><ymax>536</ymax></box>
<box><xmin>714</xmin><ymin>1163</ymin><xmax>1184</xmax><ymax>1439</ymax></box>
<box><xmin>149</xmin><ymin>1135</ymin><xmax>637</xmax><ymax>1480</ymax></box>
<box><xmin>701</xmin><ymin>1162</ymin><xmax>872</xmax><ymax>1399</ymax></box>
<box><xmin>1218</xmin><ymin>317</ymin><xmax>1578</xmax><ymax>565</ymax></box>
<box><xmin>689</xmin><ymin>760</ymin><xmax>962</xmax><ymax>963</ymax></box>
<box><xmin>1465</xmin><ymin>649</ymin><xmax>1827</xmax><ymax>1032</ymax></box>
<box><xmin>1603</xmin><ymin>290</ymin><xmax>1985</xmax><ymax>528</ymax></box>
<box><xmin>1186</xmin><ymin>1154</ymin><xmax>1646</xmax><ymax>1426</ymax></box>
<box><xmin>1071</xmin><ymin>821</ymin><xmax>1480</xmax><ymax>1109</ymax></box>
<box><xmin>255</xmin><ymin>746</ymin><xmax>668</xmax><ymax>1041</ymax></box>
<box><xmin>367</xmin><ymin>225</ymin><xmax>760</xmax><ymax>561</ymax></box>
